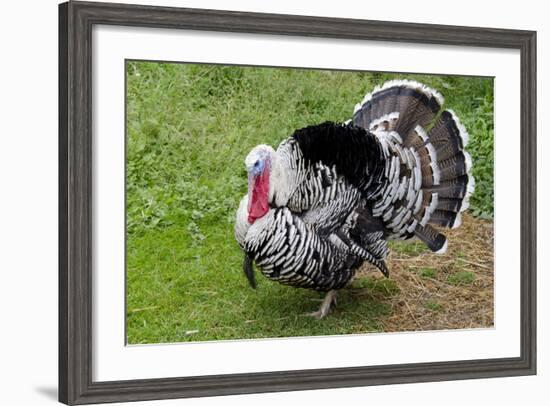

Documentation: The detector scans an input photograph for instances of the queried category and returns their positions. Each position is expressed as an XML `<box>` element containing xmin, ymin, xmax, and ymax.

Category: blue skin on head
<box><xmin>248</xmin><ymin>158</ymin><xmax>266</xmax><ymax>194</ymax></box>
<box><xmin>251</xmin><ymin>159</ymin><xmax>265</xmax><ymax>175</ymax></box>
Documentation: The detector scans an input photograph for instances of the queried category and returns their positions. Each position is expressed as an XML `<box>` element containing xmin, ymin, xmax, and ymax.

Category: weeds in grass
<box><xmin>418</xmin><ymin>267</ymin><xmax>438</xmax><ymax>279</ymax></box>
<box><xmin>424</xmin><ymin>300</ymin><xmax>443</xmax><ymax>312</ymax></box>
<box><xmin>447</xmin><ymin>271</ymin><xmax>476</xmax><ymax>286</ymax></box>
<box><xmin>350</xmin><ymin>276</ymin><xmax>400</xmax><ymax>298</ymax></box>
<box><xmin>388</xmin><ymin>241</ymin><xmax>429</xmax><ymax>256</ymax></box>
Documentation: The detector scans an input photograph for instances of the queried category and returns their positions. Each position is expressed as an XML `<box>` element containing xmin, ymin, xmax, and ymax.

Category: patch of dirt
<box><xmin>355</xmin><ymin>213</ymin><xmax>494</xmax><ymax>332</ymax></box>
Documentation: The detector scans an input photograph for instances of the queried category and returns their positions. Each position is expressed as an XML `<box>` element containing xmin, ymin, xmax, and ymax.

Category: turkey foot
<box><xmin>306</xmin><ymin>290</ymin><xmax>337</xmax><ymax>319</ymax></box>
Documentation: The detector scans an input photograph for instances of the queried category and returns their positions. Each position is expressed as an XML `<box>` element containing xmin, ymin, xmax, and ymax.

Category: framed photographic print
<box><xmin>59</xmin><ymin>1</ymin><xmax>536</xmax><ymax>404</ymax></box>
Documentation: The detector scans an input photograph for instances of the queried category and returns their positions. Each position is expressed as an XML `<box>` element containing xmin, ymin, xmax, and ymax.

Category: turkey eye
<box><xmin>254</xmin><ymin>161</ymin><xmax>260</xmax><ymax>168</ymax></box>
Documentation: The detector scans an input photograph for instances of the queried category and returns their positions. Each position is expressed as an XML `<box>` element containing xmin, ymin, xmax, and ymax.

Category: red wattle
<box><xmin>248</xmin><ymin>168</ymin><xmax>270</xmax><ymax>224</ymax></box>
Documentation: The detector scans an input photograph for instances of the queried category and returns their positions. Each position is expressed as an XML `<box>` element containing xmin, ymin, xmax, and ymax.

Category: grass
<box><xmin>418</xmin><ymin>267</ymin><xmax>438</xmax><ymax>279</ymax></box>
<box><xmin>349</xmin><ymin>276</ymin><xmax>400</xmax><ymax>297</ymax></box>
<box><xmin>447</xmin><ymin>271</ymin><xmax>476</xmax><ymax>286</ymax></box>
<box><xmin>424</xmin><ymin>300</ymin><xmax>443</xmax><ymax>312</ymax></box>
<box><xmin>389</xmin><ymin>241</ymin><xmax>429</xmax><ymax>256</ymax></box>
<box><xmin>126</xmin><ymin>61</ymin><xmax>494</xmax><ymax>344</ymax></box>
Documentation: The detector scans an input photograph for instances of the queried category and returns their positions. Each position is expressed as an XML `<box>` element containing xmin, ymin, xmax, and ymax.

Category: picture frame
<box><xmin>59</xmin><ymin>1</ymin><xmax>537</xmax><ymax>404</ymax></box>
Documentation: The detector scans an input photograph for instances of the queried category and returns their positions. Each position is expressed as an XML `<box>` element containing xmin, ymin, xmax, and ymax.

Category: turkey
<box><xmin>234</xmin><ymin>80</ymin><xmax>475</xmax><ymax>318</ymax></box>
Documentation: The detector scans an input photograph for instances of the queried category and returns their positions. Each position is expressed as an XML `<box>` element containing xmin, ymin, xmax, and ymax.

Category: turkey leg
<box><xmin>307</xmin><ymin>290</ymin><xmax>337</xmax><ymax>319</ymax></box>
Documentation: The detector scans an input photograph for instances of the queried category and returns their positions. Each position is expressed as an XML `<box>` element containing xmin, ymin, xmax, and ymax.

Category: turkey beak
<box><xmin>243</xmin><ymin>253</ymin><xmax>256</xmax><ymax>289</ymax></box>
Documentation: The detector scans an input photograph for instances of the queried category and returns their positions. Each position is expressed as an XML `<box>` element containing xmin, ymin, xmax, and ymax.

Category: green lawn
<box><xmin>126</xmin><ymin>61</ymin><xmax>494</xmax><ymax>344</ymax></box>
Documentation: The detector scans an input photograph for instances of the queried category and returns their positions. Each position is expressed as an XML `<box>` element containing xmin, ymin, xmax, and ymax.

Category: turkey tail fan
<box><xmin>354</xmin><ymin>81</ymin><xmax>475</xmax><ymax>254</ymax></box>
<box><xmin>424</xmin><ymin>109</ymin><xmax>475</xmax><ymax>229</ymax></box>
<box><xmin>352</xmin><ymin>79</ymin><xmax>444</xmax><ymax>139</ymax></box>
<box><xmin>411</xmin><ymin>109</ymin><xmax>474</xmax><ymax>247</ymax></box>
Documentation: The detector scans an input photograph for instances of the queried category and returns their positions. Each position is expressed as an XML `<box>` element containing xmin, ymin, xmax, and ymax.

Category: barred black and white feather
<box><xmin>236</xmin><ymin>198</ymin><xmax>387</xmax><ymax>291</ymax></box>
<box><xmin>243</xmin><ymin>206</ymin><xmax>359</xmax><ymax>290</ymax></box>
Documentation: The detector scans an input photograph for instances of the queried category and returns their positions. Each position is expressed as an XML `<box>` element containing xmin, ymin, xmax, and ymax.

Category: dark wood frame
<box><xmin>59</xmin><ymin>1</ymin><xmax>537</xmax><ymax>404</ymax></box>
